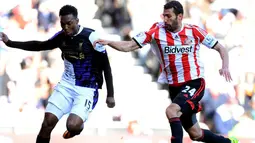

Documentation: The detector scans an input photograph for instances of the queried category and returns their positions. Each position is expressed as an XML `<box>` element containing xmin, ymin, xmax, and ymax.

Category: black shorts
<box><xmin>168</xmin><ymin>78</ymin><xmax>205</xmax><ymax>130</ymax></box>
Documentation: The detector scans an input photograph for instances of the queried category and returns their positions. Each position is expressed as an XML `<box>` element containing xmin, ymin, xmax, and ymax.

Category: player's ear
<box><xmin>76</xmin><ymin>18</ymin><xmax>79</xmax><ymax>24</ymax></box>
<box><xmin>177</xmin><ymin>14</ymin><xmax>183</xmax><ymax>21</ymax></box>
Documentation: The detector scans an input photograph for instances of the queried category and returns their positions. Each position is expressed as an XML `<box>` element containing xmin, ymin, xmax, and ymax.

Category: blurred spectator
<box><xmin>201</xmin><ymin>84</ymin><xmax>230</xmax><ymax>131</ymax></box>
<box><xmin>242</xmin><ymin>72</ymin><xmax>255</xmax><ymax>109</ymax></box>
<box><xmin>37</xmin><ymin>1</ymin><xmax>57</xmax><ymax>33</ymax></box>
<box><xmin>0</xmin><ymin>58</ymin><xmax>11</xmax><ymax>97</ymax></box>
<box><xmin>246</xmin><ymin>96</ymin><xmax>255</xmax><ymax>120</ymax></box>
<box><xmin>9</xmin><ymin>57</ymin><xmax>38</xmax><ymax>111</ymax></box>
<box><xmin>95</xmin><ymin>0</ymin><xmax>132</xmax><ymax>38</ymax></box>
<box><xmin>213</xmin><ymin>95</ymin><xmax>244</xmax><ymax>135</ymax></box>
<box><xmin>35</xmin><ymin>66</ymin><xmax>52</xmax><ymax>109</ymax></box>
<box><xmin>228</xmin><ymin>97</ymin><xmax>255</xmax><ymax>138</ymax></box>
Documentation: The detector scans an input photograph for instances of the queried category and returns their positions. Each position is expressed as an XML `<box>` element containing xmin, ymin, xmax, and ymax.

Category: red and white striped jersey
<box><xmin>132</xmin><ymin>22</ymin><xmax>218</xmax><ymax>85</ymax></box>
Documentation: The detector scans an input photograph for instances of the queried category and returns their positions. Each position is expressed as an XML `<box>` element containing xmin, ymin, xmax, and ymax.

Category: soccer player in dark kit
<box><xmin>0</xmin><ymin>4</ymin><xmax>115</xmax><ymax>143</ymax></box>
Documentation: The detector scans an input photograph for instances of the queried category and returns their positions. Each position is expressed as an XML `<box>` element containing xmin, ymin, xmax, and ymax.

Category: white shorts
<box><xmin>45</xmin><ymin>80</ymin><xmax>96</xmax><ymax>121</ymax></box>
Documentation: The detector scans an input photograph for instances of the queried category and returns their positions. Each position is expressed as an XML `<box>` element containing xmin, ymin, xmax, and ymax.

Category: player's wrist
<box><xmin>106</xmin><ymin>94</ymin><xmax>114</xmax><ymax>98</ymax></box>
<box><xmin>5</xmin><ymin>39</ymin><xmax>11</xmax><ymax>45</ymax></box>
<box><xmin>221</xmin><ymin>66</ymin><xmax>229</xmax><ymax>69</ymax></box>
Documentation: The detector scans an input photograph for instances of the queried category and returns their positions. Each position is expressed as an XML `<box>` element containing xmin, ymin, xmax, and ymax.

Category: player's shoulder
<box><xmin>183</xmin><ymin>23</ymin><xmax>208</xmax><ymax>34</ymax></box>
<box><xmin>183</xmin><ymin>23</ymin><xmax>200</xmax><ymax>29</ymax></box>
<box><xmin>79</xmin><ymin>26</ymin><xmax>98</xmax><ymax>38</ymax></box>
<box><xmin>79</xmin><ymin>26</ymin><xmax>95</xmax><ymax>34</ymax></box>
<box><xmin>150</xmin><ymin>22</ymin><xmax>165</xmax><ymax>29</ymax></box>
<box><xmin>82</xmin><ymin>27</ymin><xmax>95</xmax><ymax>33</ymax></box>
<box><xmin>49</xmin><ymin>30</ymin><xmax>64</xmax><ymax>40</ymax></box>
<box><xmin>185</xmin><ymin>24</ymin><xmax>208</xmax><ymax>37</ymax></box>
<box><xmin>184</xmin><ymin>24</ymin><xmax>207</xmax><ymax>34</ymax></box>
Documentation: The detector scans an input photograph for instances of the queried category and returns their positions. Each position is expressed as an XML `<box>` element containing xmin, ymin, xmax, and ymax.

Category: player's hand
<box><xmin>106</xmin><ymin>96</ymin><xmax>115</xmax><ymax>108</ymax></box>
<box><xmin>93</xmin><ymin>39</ymin><xmax>110</xmax><ymax>47</ymax></box>
<box><xmin>0</xmin><ymin>32</ymin><xmax>9</xmax><ymax>43</ymax></box>
<box><xmin>219</xmin><ymin>68</ymin><xmax>232</xmax><ymax>82</ymax></box>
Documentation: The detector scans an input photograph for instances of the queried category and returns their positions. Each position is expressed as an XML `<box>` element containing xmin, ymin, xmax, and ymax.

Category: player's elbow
<box><xmin>122</xmin><ymin>46</ymin><xmax>138</xmax><ymax>52</ymax></box>
<box><xmin>122</xmin><ymin>48</ymin><xmax>132</xmax><ymax>52</ymax></box>
<box><xmin>214</xmin><ymin>42</ymin><xmax>226</xmax><ymax>53</ymax></box>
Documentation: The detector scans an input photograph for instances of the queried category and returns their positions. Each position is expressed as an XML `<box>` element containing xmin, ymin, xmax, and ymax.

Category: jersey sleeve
<box><xmin>6</xmin><ymin>31</ymin><xmax>62</xmax><ymax>51</ymax></box>
<box><xmin>89</xmin><ymin>31</ymin><xmax>106</xmax><ymax>53</ymax></box>
<box><xmin>193</xmin><ymin>26</ymin><xmax>218</xmax><ymax>48</ymax></box>
<box><xmin>132</xmin><ymin>23</ymin><xmax>157</xmax><ymax>48</ymax></box>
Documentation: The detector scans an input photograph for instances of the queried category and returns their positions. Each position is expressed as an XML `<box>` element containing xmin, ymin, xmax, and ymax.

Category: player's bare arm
<box><xmin>101</xmin><ymin>52</ymin><xmax>115</xmax><ymax>108</ymax></box>
<box><xmin>94</xmin><ymin>39</ymin><xmax>140</xmax><ymax>52</ymax></box>
<box><xmin>213</xmin><ymin>42</ymin><xmax>232</xmax><ymax>82</ymax></box>
<box><xmin>0</xmin><ymin>32</ymin><xmax>58</xmax><ymax>51</ymax></box>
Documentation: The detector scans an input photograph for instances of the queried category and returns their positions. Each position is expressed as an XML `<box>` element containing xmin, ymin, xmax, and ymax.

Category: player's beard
<box><xmin>165</xmin><ymin>19</ymin><xmax>179</xmax><ymax>32</ymax></box>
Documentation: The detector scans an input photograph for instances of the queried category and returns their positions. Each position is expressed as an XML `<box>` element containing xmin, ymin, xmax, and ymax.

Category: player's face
<box><xmin>60</xmin><ymin>14</ymin><xmax>79</xmax><ymax>36</ymax></box>
<box><xmin>163</xmin><ymin>8</ymin><xmax>182</xmax><ymax>32</ymax></box>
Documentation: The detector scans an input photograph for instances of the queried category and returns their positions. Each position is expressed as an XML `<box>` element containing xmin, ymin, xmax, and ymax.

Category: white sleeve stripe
<box><xmin>88</xmin><ymin>31</ymin><xmax>97</xmax><ymax>44</ymax></box>
<box><xmin>89</xmin><ymin>31</ymin><xmax>106</xmax><ymax>52</ymax></box>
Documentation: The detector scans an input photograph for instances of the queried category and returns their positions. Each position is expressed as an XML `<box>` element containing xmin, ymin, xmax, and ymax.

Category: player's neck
<box><xmin>172</xmin><ymin>23</ymin><xmax>182</xmax><ymax>33</ymax></box>
<box><xmin>73</xmin><ymin>25</ymin><xmax>80</xmax><ymax>35</ymax></box>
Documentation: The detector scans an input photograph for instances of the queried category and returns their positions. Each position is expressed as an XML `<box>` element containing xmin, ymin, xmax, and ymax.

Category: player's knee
<box><xmin>41</xmin><ymin>113</ymin><xmax>58</xmax><ymax>129</ymax></box>
<box><xmin>66</xmin><ymin>120</ymin><xmax>83</xmax><ymax>134</ymax></box>
<box><xmin>165</xmin><ymin>103</ymin><xmax>182</xmax><ymax>119</ymax></box>
<box><xmin>188</xmin><ymin>128</ymin><xmax>203</xmax><ymax>141</ymax></box>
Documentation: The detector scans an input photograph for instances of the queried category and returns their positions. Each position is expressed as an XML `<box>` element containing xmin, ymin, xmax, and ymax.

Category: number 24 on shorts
<box><xmin>182</xmin><ymin>85</ymin><xmax>196</xmax><ymax>97</ymax></box>
<box><xmin>84</xmin><ymin>99</ymin><xmax>92</xmax><ymax>111</ymax></box>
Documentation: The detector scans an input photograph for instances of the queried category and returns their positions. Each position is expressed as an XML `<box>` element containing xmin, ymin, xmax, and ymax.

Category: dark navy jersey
<box><xmin>6</xmin><ymin>26</ymin><xmax>113</xmax><ymax>95</ymax></box>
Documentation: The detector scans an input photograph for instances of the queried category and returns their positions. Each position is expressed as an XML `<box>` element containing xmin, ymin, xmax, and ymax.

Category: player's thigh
<box><xmin>70</xmin><ymin>87</ymin><xmax>96</xmax><ymax>122</ymax></box>
<box><xmin>172</xmin><ymin>78</ymin><xmax>205</xmax><ymax>115</ymax></box>
<box><xmin>46</xmin><ymin>83</ymin><xmax>72</xmax><ymax>120</ymax></box>
<box><xmin>168</xmin><ymin>86</ymin><xmax>182</xmax><ymax>101</ymax></box>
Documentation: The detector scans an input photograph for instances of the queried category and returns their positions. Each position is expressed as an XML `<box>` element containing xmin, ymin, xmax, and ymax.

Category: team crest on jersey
<box><xmin>78</xmin><ymin>41</ymin><xmax>84</xmax><ymax>51</ymax></box>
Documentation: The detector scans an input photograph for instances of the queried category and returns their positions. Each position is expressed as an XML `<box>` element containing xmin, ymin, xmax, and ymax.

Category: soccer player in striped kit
<box><xmin>94</xmin><ymin>1</ymin><xmax>239</xmax><ymax>143</ymax></box>
<box><xmin>0</xmin><ymin>5</ymin><xmax>115</xmax><ymax>143</ymax></box>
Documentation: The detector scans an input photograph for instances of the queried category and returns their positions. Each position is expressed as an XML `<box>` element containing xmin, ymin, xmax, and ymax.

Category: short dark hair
<box><xmin>59</xmin><ymin>5</ymin><xmax>78</xmax><ymax>18</ymax></box>
<box><xmin>164</xmin><ymin>1</ymin><xmax>184</xmax><ymax>16</ymax></box>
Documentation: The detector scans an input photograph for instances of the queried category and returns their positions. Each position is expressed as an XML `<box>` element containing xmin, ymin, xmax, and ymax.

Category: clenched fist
<box><xmin>0</xmin><ymin>32</ymin><xmax>9</xmax><ymax>43</ymax></box>
<box><xmin>106</xmin><ymin>97</ymin><xmax>115</xmax><ymax>108</ymax></box>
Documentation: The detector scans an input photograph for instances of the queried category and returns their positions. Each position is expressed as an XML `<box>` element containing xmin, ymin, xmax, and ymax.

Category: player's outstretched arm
<box><xmin>94</xmin><ymin>39</ymin><xmax>140</xmax><ymax>52</ymax></box>
<box><xmin>0</xmin><ymin>32</ymin><xmax>59</xmax><ymax>51</ymax></box>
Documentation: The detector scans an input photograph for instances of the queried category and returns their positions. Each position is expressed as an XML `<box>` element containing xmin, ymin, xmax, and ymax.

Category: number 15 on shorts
<box><xmin>84</xmin><ymin>99</ymin><xmax>92</xmax><ymax>111</ymax></box>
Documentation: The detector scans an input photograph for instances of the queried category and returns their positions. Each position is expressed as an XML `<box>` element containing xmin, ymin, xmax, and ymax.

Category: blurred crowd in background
<box><xmin>0</xmin><ymin>0</ymin><xmax>255</xmax><ymax>141</ymax></box>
